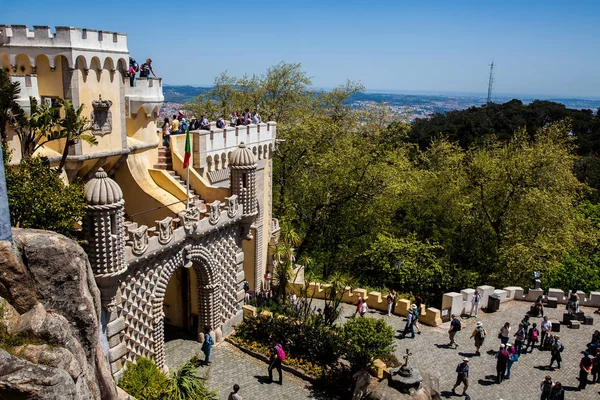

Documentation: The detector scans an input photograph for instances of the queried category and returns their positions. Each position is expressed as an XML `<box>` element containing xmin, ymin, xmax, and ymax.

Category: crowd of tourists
<box><xmin>446</xmin><ymin>289</ymin><xmax>600</xmax><ymax>398</ymax></box>
<box><xmin>127</xmin><ymin>57</ymin><xmax>156</xmax><ymax>87</ymax></box>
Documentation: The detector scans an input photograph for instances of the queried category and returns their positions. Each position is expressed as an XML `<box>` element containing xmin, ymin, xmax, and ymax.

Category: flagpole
<box><xmin>186</xmin><ymin>155</ymin><xmax>190</xmax><ymax>209</ymax></box>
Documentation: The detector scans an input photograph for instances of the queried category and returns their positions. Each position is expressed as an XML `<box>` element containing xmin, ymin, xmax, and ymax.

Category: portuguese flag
<box><xmin>183</xmin><ymin>124</ymin><xmax>191</xmax><ymax>169</ymax></box>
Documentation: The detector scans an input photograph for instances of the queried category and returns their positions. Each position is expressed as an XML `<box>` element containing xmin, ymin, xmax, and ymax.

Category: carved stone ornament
<box><xmin>207</xmin><ymin>201</ymin><xmax>221</xmax><ymax>225</ymax></box>
<box><xmin>156</xmin><ymin>217</ymin><xmax>173</xmax><ymax>245</ymax></box>
<box><xmin>131</xmin><ymin>225</ymin><xmax>149</xmax><ymax>255</ymax></box>
<box><xmin>226</xmin><ymin>195</ymin><xmax>239</xmax><ymax>218</ymax></box>
<box><xmin>180</xmin><ymin>206</ymin><xmax>200</xmax><ymax>230</ymax></box>
<box><xmin>90</xmin><ymin>95</ymin><xmax>113</xmax><ymax>136</ymax></box>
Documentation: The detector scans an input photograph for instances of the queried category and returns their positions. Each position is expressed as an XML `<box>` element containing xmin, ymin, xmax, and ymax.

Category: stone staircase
<box><xmin>153</xmin><ymin>146</ymin><xmax>199</xmax><ymax>201</ymax></box>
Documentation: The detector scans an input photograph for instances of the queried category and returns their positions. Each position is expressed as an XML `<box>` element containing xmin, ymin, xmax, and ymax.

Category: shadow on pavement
<box><xmin>478</xmin><ymin>375</ymin><xmax>497</xmax><ymax>386</ymax></box>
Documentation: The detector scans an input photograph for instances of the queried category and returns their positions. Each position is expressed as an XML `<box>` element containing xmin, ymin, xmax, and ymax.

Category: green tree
<box><xmin>0</xmin><ymin>69</ymin><xmax>21</xmax><ymax>142</ymax></box>
<box><xmin>3</xmin><ymin>145</ymin><xmax>86</xmax><ymax>236</ymax></box>
<box><xmin>11</xmin><ymin>97</ymin><xmax>59</xmax><ymax>159</ymax></box>
<box><xmin>342</xmin><ymin>317</ymin><xmax>395</xmax><ymax>368</ymax></box>
<box><xmin>53</xmin><ymin>98</ymin><xmax>96</xmax><ymax>174</ymax></box>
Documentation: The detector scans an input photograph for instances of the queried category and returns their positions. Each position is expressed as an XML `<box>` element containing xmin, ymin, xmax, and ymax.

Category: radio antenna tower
<box><xmin>487</xmin><ymin>61</ymin><xmax>495</xmax><ymax>104</ymax></box>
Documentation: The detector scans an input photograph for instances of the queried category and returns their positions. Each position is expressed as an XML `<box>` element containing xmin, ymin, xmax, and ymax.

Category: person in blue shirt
<box><xmin>202</xmin><ymin>326</ymin><xmax>214</xmax><ymax>365</ymax></box>
<box><xmin>452</xmin><ymin>358</ymin><xmax>469</xmax><ymax>395</ymax></box>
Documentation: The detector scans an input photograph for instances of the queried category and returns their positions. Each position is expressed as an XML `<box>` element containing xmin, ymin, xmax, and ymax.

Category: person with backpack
<box><xmin>506</xmin><ymin>348</ymin><xmax>519</xmax><ymax>379</ymax></box>
<box><xmin>540</xmin><ymin>375</ymin><xmax>553</xmax><ymax>400</ymax></box>
<box><xmin>128</xmin><ymin>57</ymin><xmax>139</xmax><ymax>87</ymax></box>
<box><xmin>139</xmin><ymin>58</ymin><xmax>156</xmax><ymax>78</ymax></box>
<box><xmin>452</xmin><ymin>358</ymin><xmax>469</xmax><ymax>396</ymax></box>
<box><xmin>448</xmin><ymin>314</ymin><xmax>461</xmax><ymax>348</ymax></box>
<box><xmin>402</xmin><ymin>304</ymin><xmax>417</xmax><ymax>338</ymax></box>
<box><xmin>526</xmin><ymin>322</ymin><xmax>540</xmax><ymax>353</ymax></box>
<box><xmin>495</xmin><ymin>344</ymin><xmax>510</xmax><ymax>383</ymax></box>
<box><xmin>268</xmin><ymin>342</ymin><xmax>285</xmax><ymax>384</ymax></box>
<box><xmin>549</xmin><ymin>335</ymin><xmax>563</xmax><ymax>369</ymax></box>
<box><xmin>514</xmin><ymin>323</ymin><xmax>527</xmax><ymax>355</ymax></box>
<box><xmin>228</xmin><ymin>384</ymin><xmax>242</xmax><ymax>400</ymax></box>
<box><xmin>202</xmin><ymin>326</ymin><xmax>214</xmax><ymax>365</ymax></box>
<box><xmin>217</xmin><ymin>115</ymin><xmax>226</xmax><ymax>129</ymax></box>
<box><xmin>470</xmin><ymin>321</ymin><xmax>487</xmax><ymax>356</ymax></box>
<box><xmin>548</xmin><ymin>382</ymin><xmax>564</xmax><ymax>400</ymax></box>
<box><xmin>499</xmin><ymin>322</ymin><xmax>511</xmax><ymax>345</ymax></box>
<box><xmin>469</xmin><ymin>290</ymin><xmax>481</xmax><ymax>318</ymax></box>
<box><xmin>578</xmin><ymin>351</ymin><xmax>593</xmax><ymax>390</ymax></box>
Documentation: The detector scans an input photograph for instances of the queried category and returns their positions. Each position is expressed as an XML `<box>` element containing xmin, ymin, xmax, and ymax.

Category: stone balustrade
<box><xmin>442</xmin><ymin>285</ymin><xmax>600</xmax><ymax>319</ymax></box>
<box><xmin>123</xmin><ymin>196</ymin><xmax>243</xmax><ymax>262</ymax></box>
<box><xmin>125</xmin><ymin>77</ymin><xmax>164</xmax><ymax>117</ymax></box>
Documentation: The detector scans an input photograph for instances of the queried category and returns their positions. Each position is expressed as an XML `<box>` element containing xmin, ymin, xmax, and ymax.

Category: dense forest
<box><xmin>186</xmin><ymin>62</ymin><xmax>600</xmax><ymax>303</ymax></box>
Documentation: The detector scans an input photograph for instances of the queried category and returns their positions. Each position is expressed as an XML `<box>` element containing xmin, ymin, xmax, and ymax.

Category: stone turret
<box><xmin>84</xmin><ymin>168</ymin><xmax>126</xmax><ymax>276</ymax></box>
<box><xmin>229</xmin><ymin>143</ymin><xmax>258</xmax><ymax>239</ymax></box>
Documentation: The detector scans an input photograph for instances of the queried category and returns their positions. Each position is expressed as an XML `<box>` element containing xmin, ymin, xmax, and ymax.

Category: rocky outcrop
<box><xmin>0</xmin><ymin>229</ymin><xmax>118</xmax><ymax>400</ymax></box>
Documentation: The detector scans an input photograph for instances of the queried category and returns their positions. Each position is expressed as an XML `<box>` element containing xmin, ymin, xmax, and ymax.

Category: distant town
<box><xmin>160</xmin><ymin>85</ymin><xmax>600</xmax><ymax>122</ymax></box>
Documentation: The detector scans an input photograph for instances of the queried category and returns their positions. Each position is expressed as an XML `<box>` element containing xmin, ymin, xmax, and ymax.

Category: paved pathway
<box><xmin>165</xmin><ymin>300</ymin><xmax>600</xmax><ymax>399</ymax></box>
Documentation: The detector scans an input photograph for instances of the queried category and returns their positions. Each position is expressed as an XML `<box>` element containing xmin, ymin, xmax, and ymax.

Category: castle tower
<box><xmin>84</xmin><ymin>168</ymin><xmax>126</xmax><ymax>276</ymax></box>
<box><xmin>229</xmin><ymin>143</ymin><xmax>258</xmax><ymax>237</ymax></box>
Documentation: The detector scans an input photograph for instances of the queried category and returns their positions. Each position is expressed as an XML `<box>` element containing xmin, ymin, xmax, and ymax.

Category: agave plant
<box><xmin>162</xmin><ymin>361</ymin><xmax>217</xmax><ymax>400</ymax></box>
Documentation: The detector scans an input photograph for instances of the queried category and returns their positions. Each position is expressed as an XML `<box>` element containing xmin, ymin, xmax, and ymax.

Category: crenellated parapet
<box><xmin>124</xmin><ymin>77</ymin><xmax>164</xmax><ymax>117</ymax></box>
<box><xmin>123</xmin><ymin>196</ymin><xmax>244</xmax><ymax>263</ymax></box>
<box><xmin>0</xmin><ymin>25</ymin><xmax>129</xmax><ymax>71</ymax></box>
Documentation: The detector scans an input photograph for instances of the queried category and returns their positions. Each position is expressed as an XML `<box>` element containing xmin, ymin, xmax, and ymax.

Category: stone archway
<box><xmin>151</xmin><ymin>246</ymin><xmax>222</xmax><ymax>369</ymax></box>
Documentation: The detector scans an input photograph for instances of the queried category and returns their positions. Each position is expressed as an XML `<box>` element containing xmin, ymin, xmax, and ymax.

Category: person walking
<box><xmin>578</xmin><ymin>352</ymin><xmax>593</xmax><ymax>390</ymax></box>
<box><xmin>162</xmin><ymin>117</ymin><xmax>170</xmax><ymax>148</ymax></box>
<box><xmin>514</xmin><ymin>323</ymin><xmax>527</xmax><ymax>355</ymax></box>
<box><xmin>548</xmin><ymin>382</ymin><xmax>564</xmax><ymax>400</ymax></box>
<box><xmin>499</xmin><ymin>322</ymin><xmax>511</xmax><ymax>345</ymax></box>
<box><xmin>448</xmin><ymin>314</ymin><xmax>461</xmax><ymax>348</ymax></box>
<box><xmin>268</xmin><ymin>342</ymin><xmax>285</xmax><ymax>384</ymax></box>
<box><xmin>540</xmin><ymin>375</ymin><xmax>553</xmax><ymax>400</ymax></box>
<box><xmin>541</xmin><ymin>316</ymin><xmax>552</xmax><ymax>348</ymax></box>
<box><xmin>354</xmin><ymin>297</ymin><xmax>363</xmax><ymax>317</ymax></box>
<box><xmin>452</xmin><ymin>358</ymin><xmax>469</xmax><ymax>396</ymax></box>
<box><xmin>496</xmin><ymin>344</ymin><xmax>509</xmax><ymax>383</ymax></box>
<box><xmin>352</xmin><ymin>366</ymin><xmax>371</xmax><ymax>400</ymax></box>
<box><xmin>402</xmin><ymin>305</ymin><xmax>417</xmax><ymax>338</ymax></box>
<box><xmin>360</xmin><ymin>300</ymin><xmax>369</xmax><ymax>317</ymax></box>
<box><xmin>526</xmin><ymin>322</ymin><xmax>540</xmax><ymax>353</ymax></box>
<box><xmin>470</xmin><ymin>321</ymin><xmax>486</xmax><ymax>356</ymax></box>
<box><xmin>202</xmin><ymin>326</ymin><xmax>214</xmax><ymax>365</ymax></box>
<box><xmin>521</xmin><ymin>315</ymin><xmax>531</xmax><ymax>332</ymax></box>
<box><xmin>549</xmin><ymin>335</ymin><xmax>563</xmax><ymax>369</ymax></box>
<box><xmin>469</xmin><ymin>290</ymin><xmax>481</xmax><ymax>318</ymax></box>
<box><xmin>387</xmin><ymin>290</ymin><xmax>396</xmax><ymax>316</ymax></box>
<box><xmin>228</xmin><ymin>384</ymin><xmax>242</xmax><ymax>400</ymax></box>
<box><xmin>506</xmin><ymin>349</ymin><xmax>519</xmax><ymax>379</ymax></box>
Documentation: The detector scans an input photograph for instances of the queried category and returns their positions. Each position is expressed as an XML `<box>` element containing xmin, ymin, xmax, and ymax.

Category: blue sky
<box><xmin>4</xmin><ymin>0</ymin><xmax>599</xmax><ymax>98</ymax></box>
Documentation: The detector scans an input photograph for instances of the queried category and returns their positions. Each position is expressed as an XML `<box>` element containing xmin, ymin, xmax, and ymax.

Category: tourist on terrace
<box><xmin>139</xmin><ymin>58</ymin><xmax>156</xmax><ymax>78</ymax></box>
<box><xmin>541</xmin><ymin>316</ymin><xmax>552</xmax><ymax>347</ymax></box>
<box><xmin>448</xmin><ymin>314</ymin><xmax>461</xmax><ymax>348</ymax></box>
<box><xmin>402</xmin><ymin>304</ymin><xmax>417</xmax><ymax>338</ymax></box>
<box><xmin>190</xmin><ymin>116</ymin><xmax>199</xmax><ymax>130</ymax></box>
<box><xmin>171</xmin><ymin>115</ymin><xmax>180</xmax><ymax>136</ymax></box>
<box><xmin>202</xmin><ymin>326</ymin><xmax>214</xmax><ymax>365</ymax></box>
<box><xmin>230</xmin><ymin>112</ymin><xmax>238</xmax><ymax>127</ymax></box>
<box><xmin>592</xmin><ymin>351</ymin><xmax>600</xmax><ymax>383</ymax></box>
<box><xmin>217</xmin><ymin>115</ymin><xmax>226</xmax><ymax>129</ymax></box>
<box><xmin>452</xmin><ymin>358</ymin><xmax>469</xmax><ymax>396</ymax></box>
<box><xmin>251</xmin><ymin>111</ymin><xmax>260</xmax><ymax>124</ymax></box>
<box><xmin>268</xmin><ymin>341</ymin><xmax>285</xmax><ymax>384</ymax></box>
<box><xmin>499</xmin><ymin>322</ymin><xmax>511</xmax><ymax>345</ymax></box>
<box><xmin>505</xmin><ymin>346</ymin><xmax>518</xmax><ymax>379</ymax></box>
<box><xmin>354</xmin><ymin>297</ymin><xmax>363</xmax><ymax>317</ymax></box>
<box><xmin>521</xmin><ymin>314</ymin><xmax>531</xmax><ymax>332</ymax></box>
<box><xmin>578</xmin><ymin>352</ymin><xmax>593</xmax><ymax>390</ymax></box>
<box><xmin>469</xmin><ymin>290</ymin><xmax>481</xmax><ymax>318</ymax></box>
<box><xmin>567</xmin><ymin>292</ymin><xmax>580</xmax><ymax>315</ymax></box>
<box><xmin>526</xmin><ymin>322</ymin><xmax>540</xmax><ymax>353</ymax></box>
<box><xmin>495</xmin><ymin>344</ymin><xmax>509</xmax><ymax>383</ymax></box>
<box><xmin>548</xmin><ymin>382</ymin><xmax>564</xmax><ymax>400</ymax></box>
<box><xmin>514</xmin><ymin>323</ymin><xmax>527</xmax><ymax>355</ymax></box>
<box><xmin>470</xmin><ymin>321</ymin><xmax>486</xmax><ymax>356</ymax></box>
<box><xmin>162</xmin><ymin>117</ymin><xmax>170</xmax><ymax>148</ymax></box>
<box><xmin>359</xmin><ymin>300</ymin><xmax>369</xmax><ymax>317</ymax></box>
<box><xmin>199</xmin><ymin>115</ymin><xmax>210</xmax><ymax>130</ymax></box>
<box><xmin>540</xmin><ymin>375</ymin><xmax>553</xmax><ymax>400</ymax></box>
<box><xmin>242</xmin><ymin>279</ymin><xmax>250</xmax><ymax>304</ymax></box>
<box><xmin>128</xmin><ymin>57</ymin><xmax>138</xmax><ymax>87</ymax></box>
<box><xmin>352</xmin><ymin>366</ymin><xmax>371</xmax><ymax>400</ymax></box>
<box><xmin>535</xmin><ymin>295</ymin><xmax>545</xmax><ymax>317</ymax></box>
<box><xmin>549</xmin><ymin>335</ymin><xmax>563</xmax><ymax>369</ymax></box>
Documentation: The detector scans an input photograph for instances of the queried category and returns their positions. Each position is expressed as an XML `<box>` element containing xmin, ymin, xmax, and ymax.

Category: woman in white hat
<box><xmin>470</xmin><ymin>321</ymin><xmax>487</xmax><ymax>356</ymax></box>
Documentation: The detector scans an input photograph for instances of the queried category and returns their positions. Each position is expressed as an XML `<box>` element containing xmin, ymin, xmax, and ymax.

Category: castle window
<box><xmin>110</xmin><ymin>213</ymin><xmax>116</xmax><ymax>235</ymax></box>
<box><xmin>242</xmin><ymin>173</ymin><xmax>247</xmax><ymax>188</ymax></box>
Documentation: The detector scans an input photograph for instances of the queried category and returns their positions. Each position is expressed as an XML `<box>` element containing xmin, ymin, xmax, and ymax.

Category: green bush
<box><xmin>342</xmin><ymin>317</ymin><xmax>395</xmax><ymax>368</ymax></box>
<box><xmin>118</xmin><ymin>358</ymin><xmax>167</xmax><ymax>400</ymax></box>
<box><xmin>3</xmin><ymin>146</ymin><xmax>85</xmax><ymax>236</ymax></box>
<box><xmin>235</xmin><ymin>315</ymin><xmax>342</xmax><ymax>367</ymax></box>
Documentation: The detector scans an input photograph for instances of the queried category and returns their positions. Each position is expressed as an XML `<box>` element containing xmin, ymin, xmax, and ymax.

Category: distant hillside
<box><xmin>163</xmin><ymin>85</ymin><xmax>211</xmax><ymax>103</ymax></box>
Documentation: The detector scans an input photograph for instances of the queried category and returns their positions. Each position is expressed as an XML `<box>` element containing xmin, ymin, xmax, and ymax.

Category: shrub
<box><xmin>118</xmin><ymin>358</ymin><xmax>167</xmax><ymax>400</ymax></box>
<box><xmin>163</xmin><ymin>362</ymin><xmax>217</xmax><ymax>400</ymax></box>
<box><xmin>342</xmin><ymin>317</ymin><xmax>395</xmax><ymax>368</ymax></box>
<box><xmin>3</xmin><ymin>146</ymin><xmax>85</xmax><ymax>236</ymax></box>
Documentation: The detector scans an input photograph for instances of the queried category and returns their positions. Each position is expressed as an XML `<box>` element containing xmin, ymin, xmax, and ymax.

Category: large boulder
<box><xmin>0</xmin><ymin>229</ymin><xmax>117</xmax><ymax>399</ymax></box>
